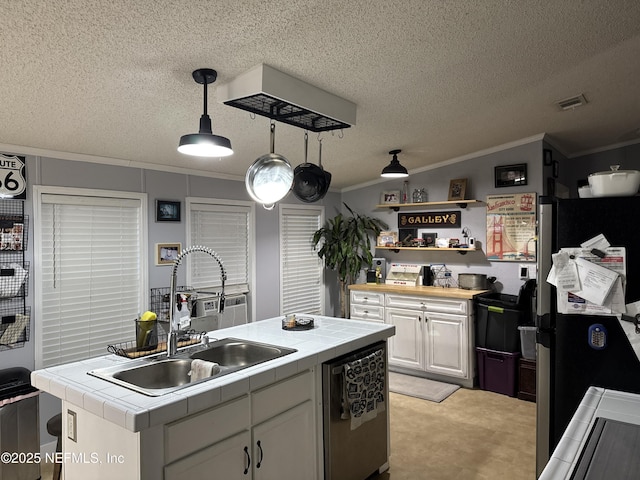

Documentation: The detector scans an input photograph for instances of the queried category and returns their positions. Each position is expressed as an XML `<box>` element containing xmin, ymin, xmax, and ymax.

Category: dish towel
<box><xmin>190</xmin><ymin>359</ymin><xmax>220</xmax><ymax>382</ymax></box>
<box><xmin>342</xmin><ymin>348</ymin><xmax>386</xmax><ymax>430</ymax></box>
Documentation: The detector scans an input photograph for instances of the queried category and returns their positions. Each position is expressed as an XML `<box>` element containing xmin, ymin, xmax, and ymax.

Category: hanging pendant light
<box><xmin>381</xmin><ymin>149</ymin><xmax>408</xmax><ymax>177</ymax></box>
<box><xmin>178</xmin><ymin>68</ymin><xmax>233</xmax><ymax>157</ymax></box>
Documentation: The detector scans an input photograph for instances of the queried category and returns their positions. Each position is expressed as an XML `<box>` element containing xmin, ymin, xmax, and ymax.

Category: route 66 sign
<box><xmin>0</xmin><ymin>154</ymin><xmax>26</xmax><ymax>199</ymax></box>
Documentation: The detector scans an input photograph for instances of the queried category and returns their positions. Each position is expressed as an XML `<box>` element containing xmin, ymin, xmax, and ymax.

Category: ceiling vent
<box><xmin>556</xmin><ymin>94</ymin><xmax>588</xmax><ymax>111</ymax></box>
<box><xmin>218</xmin><ymin>64</ymin><xmax>356</xmax><ymax>132</ymax></box>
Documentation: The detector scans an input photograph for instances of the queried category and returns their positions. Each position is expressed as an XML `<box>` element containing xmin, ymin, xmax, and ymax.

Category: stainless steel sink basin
<box><xmin>88</xmin><ymin>338</ymin><xmax>296</xmax><ymax>396</ymax></box>
<box><xmin>190</xmin><ymin>339</ymin><xmax>296</xmax><ymax>366</ymax></box>
<box><xmin>113</xmin><ymin>358</ymin><xmax>196</xmax><ymax>389</ymax></box>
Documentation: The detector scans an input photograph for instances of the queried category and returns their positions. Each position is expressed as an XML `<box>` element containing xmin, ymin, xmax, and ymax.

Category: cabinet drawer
<box><xmin>351</xmin><ymin>304</ymin><xmax>384</xmax><ymax>322</ymax></box>
<box><xmin>386</xmin><ymin>294</ymin><xmax>467</xmax><ymax>314</ymax></box>
<box><xmin>165</xmin><ymin>395</ymin><xmax>250</xmax><ymax>464</ymax></box>
<box><xmin>350</xmin><ymin>291</ymin><xmax>384</xmax><ymax>306</ymax></box>
<box><xmin>252</xmin><ymin>370</ymin><xmax>314</xmax><ymax>425</ymax></box>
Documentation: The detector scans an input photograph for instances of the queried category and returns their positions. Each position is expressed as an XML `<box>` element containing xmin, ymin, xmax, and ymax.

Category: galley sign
<box><xmin>0</xmin><ymin>154</ymin><xmax>27</xmax><ymax>199</ymax></box>
<box><xmin>398</xmin><ymin>211</ymin><xmax>461</xmax><ymax>228</ymax></box>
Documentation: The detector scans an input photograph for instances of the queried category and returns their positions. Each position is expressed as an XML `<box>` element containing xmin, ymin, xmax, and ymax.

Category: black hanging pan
<box><xmin>315</xmin><ymin>137</ymin><xmax>331</xmax><ymax>200</ymax></box>
<box><xmin>292</xmin><ymin>132</ymin><xmax>327</xmax><ymax>203</ymax></box>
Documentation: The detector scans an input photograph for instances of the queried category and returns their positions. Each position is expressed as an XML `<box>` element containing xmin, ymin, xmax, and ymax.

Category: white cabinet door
<box><xmin>385</xmin><ymin>307</ymin><xmax>423</xmax><ymax>369</ymax></box>
<box><xmin>424</xmin><ymin>311</ymin><xmax>467</xmax><ymax>378</ymax></box>
<box><xmin>252</xmin><ymin>400</ymin><xmax>316</xmax><ymax>480</ymax></box>
<box><xmin>164</xmin><ymin>430</ymin><xmax>251</xmax><ymax>480</ymax></box>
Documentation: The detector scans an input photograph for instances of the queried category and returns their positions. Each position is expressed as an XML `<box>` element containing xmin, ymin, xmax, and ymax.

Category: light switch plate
<box><xmin>67</xmin><ymin>409</ymin><xmax>77</xmax><ymax>442</ymax></box>
<box><xmin>519</xmin><ymin>264</ymin><xmax>530</xmax><ymax>280</ymax></box>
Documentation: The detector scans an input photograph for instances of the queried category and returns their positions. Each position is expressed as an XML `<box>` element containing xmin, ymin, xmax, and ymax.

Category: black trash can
<box><xmin>0</xmin><ymin>367</ymin><xmax>40</xmax><ymax>480</ymax></box>
<box><xmin>475</xmin><ymin>280</ymin><xmax>536</xmax><ymax>353</ymax></box>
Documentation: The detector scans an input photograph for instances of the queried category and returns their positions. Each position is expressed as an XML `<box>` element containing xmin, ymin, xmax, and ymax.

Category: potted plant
<box><xmin>312</xmin><ymin>203</ymin><xmax>388</xmax><ymax>318</ymax></box>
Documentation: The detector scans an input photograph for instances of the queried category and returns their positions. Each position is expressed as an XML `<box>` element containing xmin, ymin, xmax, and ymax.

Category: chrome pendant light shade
<box><xmin>381</xmin><ymin>149</ymin><xmax>408</xmax><ymax>177</ymax></box>
<box><xmin>178</xmin><ymin>68</ymin><xmax>233</xmax><ymax>157</ymax></box>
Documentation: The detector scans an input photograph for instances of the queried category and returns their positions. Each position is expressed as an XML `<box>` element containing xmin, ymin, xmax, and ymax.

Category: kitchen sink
<box><xmin>190</xmin><ymin>339</ymin><xmax>295</xmax><ymax>366</ymax></box>
<box><xmin>88</xmin><ymin>338</ymin><xmax>297</xmax><ymax>396</ymax></box>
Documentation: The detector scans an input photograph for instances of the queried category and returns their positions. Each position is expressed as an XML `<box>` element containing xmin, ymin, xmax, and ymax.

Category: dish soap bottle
<box><xmin>173</xmin><ymin>294</ymin><xmax>191</xmax><ymax>330</ymax></box>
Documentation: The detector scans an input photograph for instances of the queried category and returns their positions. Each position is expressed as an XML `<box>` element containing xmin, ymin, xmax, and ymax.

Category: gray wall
<box><xmin>2</xmin><ymin>153</ymin><xmax>341</xmax><ymax>444</ymax></box>
<box><xmin>342</xmin><ymin>139</ymin><xmax>545</xmax><ymax>296</ymax></box>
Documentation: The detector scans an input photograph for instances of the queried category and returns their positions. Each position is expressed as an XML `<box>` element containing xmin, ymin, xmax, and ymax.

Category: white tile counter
<box><xmin>539</xmin><ymin>387</ymin><xmax>640</xmax><ymax>479</ymax></box>
<box><xmin>31</xmin><ymin>315</ymin><xmax>395</xmax><ymax>433</ymax></box>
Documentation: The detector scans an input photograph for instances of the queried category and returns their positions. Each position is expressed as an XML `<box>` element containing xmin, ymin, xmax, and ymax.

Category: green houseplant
<box><xmin>312</xmin><ymin>203</ymin><xmax>388</xmax><ymax>318</ymax></box>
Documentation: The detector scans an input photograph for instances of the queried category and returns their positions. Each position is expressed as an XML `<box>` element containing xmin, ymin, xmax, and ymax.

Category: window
<box><xmin>279</xmin><ymin>205</ymin><xmax>324</xmax><ymax>315</ymax></box>
<box><xmin>34</xmin><ymin>187</ymin><xmax>147</xmax><ymax>368</ymax></box>
<box><xmin>186</xmin><ymin>198</ymin><xmax>253</xmax><ymax>291</ymax></box>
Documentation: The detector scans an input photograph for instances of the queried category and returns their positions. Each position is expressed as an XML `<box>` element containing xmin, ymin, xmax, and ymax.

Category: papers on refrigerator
<box><xmin>547</xmin><ymin>246</ymin><xmax>626</xmax><ymax>315</ymax></box>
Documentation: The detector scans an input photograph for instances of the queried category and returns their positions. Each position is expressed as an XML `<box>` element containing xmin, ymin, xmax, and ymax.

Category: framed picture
<box><xmin>448</xmin><ymin>178</ymin><xmax>467</xmax><ymax>201</ymax></box>
<box><xmin>156</xmin><ymin>200</ymin><xmax>181</xmax><ymax>222</ymax></box>
<box><xmin>381</xmin><ymin>190</ymin><xmax>400</xmax><ymax>204</ymax></box>
<box><xmin>543</xmin><ymin>149</ymin><xmax>553</xmax><ymax>166</ymax></box>
<box><xmin>494</xmin><ymin>164</ymin><xmax>528</xmax><ymax>188</ymax></box>
<box><xmin>156</xmin><ymin>243</ymin><xmax>181</xmax><ymax>265</ymax></box>
<box><xmin>377</xmin><ymin>231</ymin><xmax>398</xmax><ymax>247</ymax></box>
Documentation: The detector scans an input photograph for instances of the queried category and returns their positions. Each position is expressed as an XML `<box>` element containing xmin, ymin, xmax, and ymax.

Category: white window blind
<box><xmin>280</xmin><ymin>206</ymin><xmax>324</xmax><ymax>315</ymax></box>
<box><xmin>36</xmin><ymin>190</ymin><xmax>145</xmax><ymax>368</ymax></box>
<box><xmin>188</xmin><ymin>202</ymin><xmax>251</xmax><ymax>289</ymax></box>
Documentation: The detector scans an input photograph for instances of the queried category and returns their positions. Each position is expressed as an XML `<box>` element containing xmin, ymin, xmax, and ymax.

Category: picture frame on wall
<box><xmin>156</xmin><ymin>200</ymin><xmax>181</xmax><ymax>222</ymax></box>
<box><xmin>494</xmin><ymin>164</ymin><xmax>528</xmax><ymax>188</ymax></box>
<box><xmin>447</xmin><ymin>178</ymin><xmax>467</xmax><ymax>201</ymax></box>
<box><xmin>381</xmin><ymin>190</ymin><xmax>400</xmax><ymax>204</ymax></box>
<box><xmin>156</xmin><ymin>243</ymin><xmax>181</xmax><ymax>265</ymax></box>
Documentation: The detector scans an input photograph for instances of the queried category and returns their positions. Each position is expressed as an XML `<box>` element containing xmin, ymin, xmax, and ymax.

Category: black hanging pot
<box><xmin>315</xmin><ymin>138</ymin><xmax>332</xmax><ymax>200</ymax></box>
<box><xmin>292</xmin><ymin>132</ymin><xmax>328</xmax><ymax>203</ymax></box>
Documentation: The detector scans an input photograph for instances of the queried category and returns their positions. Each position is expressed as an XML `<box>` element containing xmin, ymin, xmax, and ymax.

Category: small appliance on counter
<box><xmin>385</xmin><ymin>263</ymin><xmax>422</xmax><ymax>286</ymax></box>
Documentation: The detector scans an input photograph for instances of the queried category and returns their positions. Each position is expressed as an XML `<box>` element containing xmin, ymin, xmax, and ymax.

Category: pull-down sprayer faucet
<box><xmin>167</xmin><ymin>245</ymin><xmax>226</xmax><ymax>357</ymax></box>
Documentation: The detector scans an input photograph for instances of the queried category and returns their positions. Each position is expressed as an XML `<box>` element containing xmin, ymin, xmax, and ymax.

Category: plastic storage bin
<box><xmin>476</xmin><ymin>347</ymin><xmax>520</xmax><ymax>397</ymax></box>
<box><xmin>475</xmin><ymin>293</ymin><xmax>530</xmax><ymax>353</ymax></box>
<box><xmin>518</xmin><ymin>325</ymin><xmax>537</xmax><ymax>360</ymax></box>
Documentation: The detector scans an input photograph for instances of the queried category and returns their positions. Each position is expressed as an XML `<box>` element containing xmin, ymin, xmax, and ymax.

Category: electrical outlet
<box><xmin>67</xmin><ymin>409</ymin><xmax>77</xmax><ymax>442</ymax></box>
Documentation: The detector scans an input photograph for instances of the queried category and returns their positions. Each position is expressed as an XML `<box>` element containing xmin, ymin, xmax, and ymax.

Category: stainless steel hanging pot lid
<box><xmin>245</xmin><ymin>122</ymin><xmax>294</xmax><ymax>210</ymax></box>
<box><xmin>292</xmin><ymin>132</ymin><xmax>327</xmax><ymax>203</ymax></box>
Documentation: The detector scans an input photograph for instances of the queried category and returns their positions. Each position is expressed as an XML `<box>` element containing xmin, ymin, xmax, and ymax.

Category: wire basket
<box><xmin>150</xmin><ymin>285</ymin><xmax>193</xmax><ymax>322</ymax></box>
<box><xmin>107</xmin><ymin>330</ymin><xmax>205</xmax><ymax>359</ymax></box>
<box><xmin>0</xmin><ymin>306</ymin><xmax>31</xmax><ymax>350</ymax></box>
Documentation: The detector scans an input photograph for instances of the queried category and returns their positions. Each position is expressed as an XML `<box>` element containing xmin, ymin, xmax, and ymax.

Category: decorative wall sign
<box><xmin>399</xmin><ymin>211</ymin><xmax>461</xmax><ymax>229</ymax></box>
<box><xmin>0</xmin><ymin>154</ymin><xmax>27</xmax><ymax>199</ymax></box>
<box><xmin>156</xmin><ymin>200</ymin><xmax>181</xmax><ymax>222</ymax></box>
<box><xmin>486</xmin><ymin>193</ymin><xmax>536</xmax><ymax>261</ymax></box>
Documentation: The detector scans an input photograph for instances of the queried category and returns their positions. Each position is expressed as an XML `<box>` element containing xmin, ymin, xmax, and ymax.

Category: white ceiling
<box><xmin>1</xmin><ymin>1</ymin><xmax>640</xmax><ymax>190</ymax></box>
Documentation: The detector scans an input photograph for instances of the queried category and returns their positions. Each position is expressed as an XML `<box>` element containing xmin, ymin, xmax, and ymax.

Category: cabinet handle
<box><xmin>243</xmin><ymin>446</ymin><xmax>251</xmax><ymax>475</ymax></box>
<box><xmin>256</xmin><ymin>440</ymin><xmax>263</xmax><ymax>469</ymax></box>
<box><xmin>364</xmin><ymin>310</ymin><xmax>369</xmax><ymax>314</ymax></box>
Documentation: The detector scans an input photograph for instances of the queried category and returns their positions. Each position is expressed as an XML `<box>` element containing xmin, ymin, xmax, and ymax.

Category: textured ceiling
<box><xmin>1</xmin><ymin>1</ymin><xmax>640</xmax><ymax>190</ymax></box>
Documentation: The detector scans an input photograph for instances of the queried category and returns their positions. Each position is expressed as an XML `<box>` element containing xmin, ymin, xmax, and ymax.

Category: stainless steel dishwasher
<box><xmin>322</xmin><ymin>341</ymin><xmax>388</xmax><ymax>480</ymax></box>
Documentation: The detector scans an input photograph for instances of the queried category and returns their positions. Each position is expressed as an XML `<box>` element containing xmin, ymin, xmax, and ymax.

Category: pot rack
<box><xmin>218</xmin><ymin>64</ymin><xmax>356</xmax><ymax>132</ymax></box>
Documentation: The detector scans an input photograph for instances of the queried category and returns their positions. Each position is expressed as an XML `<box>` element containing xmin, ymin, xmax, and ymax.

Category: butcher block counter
<box><xmin>348</xmin><ymin>283</ymin><xmax>489</xmax><ymax>299</ymax></box>
<box><xmin>349</xmin><ymin>283</ymin><xmax>489</xmax><ymax>388</ymax></box>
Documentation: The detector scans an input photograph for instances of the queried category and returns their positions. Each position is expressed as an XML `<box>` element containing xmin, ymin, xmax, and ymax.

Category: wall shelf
<box><xmin>376</xmin><ymin>246</ymin><xmax>476</xmax><ymax>255</ymax></box>
<box><xmin>377</xmin><ymin>199</ymin><xmax>483</xmax><ymax>211</ymax></box>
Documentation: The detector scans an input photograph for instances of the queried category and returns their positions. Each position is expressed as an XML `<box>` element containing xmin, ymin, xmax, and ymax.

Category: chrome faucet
<box><xmin>167</xmin><ymin>245</ymin><xmax>227</xmax><ymax>357</ymax></box>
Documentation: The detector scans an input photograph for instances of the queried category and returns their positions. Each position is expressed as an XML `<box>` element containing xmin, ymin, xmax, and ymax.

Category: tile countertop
<box><xmin>539</xmin><ymin>387</ymin><xmax>640</xmax><ymax>479</ymax></box>
<box><xmin>349</xmin><ymin>283</ymin><xmax>490</xmax><ymax>300</ymax></box>
<box><xmin>31</xmin><ymin>315</ymin><xmax>395</xmax><ymax>433</ymax></box>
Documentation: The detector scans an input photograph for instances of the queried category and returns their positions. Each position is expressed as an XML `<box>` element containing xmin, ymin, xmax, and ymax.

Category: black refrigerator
<box><xmin>536</xmin><ymin>196</ymin><xmax>640</xmax><ymax>476</ymax></box>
